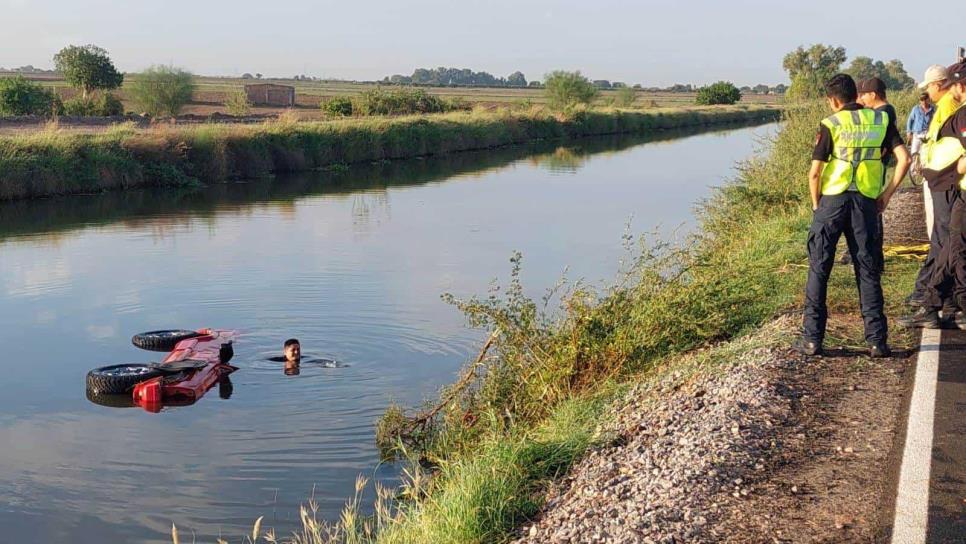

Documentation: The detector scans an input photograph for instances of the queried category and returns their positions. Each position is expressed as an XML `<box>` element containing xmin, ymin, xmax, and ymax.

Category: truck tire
<box><xmin>132</xmin><ymin>330</ymin><xmax>200</xmax><ymax>352</ymax></box>
<box><xmin>86</xmin><ymin>388</ymin><xmax>136</xmax><ymax>408</ymax></box>
<box><xmin>86</xmin><ymin>364</ymin><xmax>164</xmax><ymax>394</ymax></box>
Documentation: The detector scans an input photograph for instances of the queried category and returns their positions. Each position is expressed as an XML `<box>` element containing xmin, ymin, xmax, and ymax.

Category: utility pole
<box><xmin>958</xmin><ymin>46</ymin><xmax>964</xmax><ymax>61</ymax></box>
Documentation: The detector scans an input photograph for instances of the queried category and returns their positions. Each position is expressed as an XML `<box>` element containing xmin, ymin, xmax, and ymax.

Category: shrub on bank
<box><xmin>224</xmin><ymin>90</ymin><xmax>252</xmax><ymax>116</ymax></box>
<box><xmin>352</xmin><ymin>88</ymin><xmax>451</xmax><ymax>116</ymax></box>
<box><xmin>322</xmin><ymin>95</ymin><xmax>354</xmax><ymax>117</ymax></box>
<box><xmin>62</xmin><ymin>93</ymin><xmax>124</xmax><ymax>116</ymax></box>
<box><xmin>544</xmin><ymin>70</ymin><xmax>598</xmax><ymax>110</ymax></box>
<box><xmin>614</xmin><ymin>86</ymin><xmax>637</xmax><ymax>108</ymax></box>
<box><xmin>128</xmin><ymin>65</ymin><xmax>195</xmax><ymax>117</ymax></box>
<box><xmin>696</xmin><ymin>81</ymin><xmax>742</xmax><ymax>105</ymax></box>
<box><xmin>0</xmin><ymin>76</ymin><xmax>62</xmax><ymax>116</ymax></box>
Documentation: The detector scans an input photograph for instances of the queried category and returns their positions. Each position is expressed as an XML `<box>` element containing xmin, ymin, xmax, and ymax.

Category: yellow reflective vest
<box><xmin>921</xmin><ymin>98</ymin><xmax>966</xmax><ymax>190</ymax></box>
<box><xmin>819</xmin><ymin>108</ymin><xmax>890</xmax><ymax>198</ymax></box>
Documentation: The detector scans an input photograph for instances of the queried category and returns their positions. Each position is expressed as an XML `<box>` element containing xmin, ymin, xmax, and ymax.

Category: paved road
<box><xmin>892</xmin><ymin>328</ymin><xmax>965</xmax><ymax>543</ymax></box>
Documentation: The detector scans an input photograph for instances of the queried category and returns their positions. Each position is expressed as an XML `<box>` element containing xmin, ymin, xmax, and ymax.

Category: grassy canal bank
<box><xmin>344</xmin><ymin>94</ymin><xmax>921</xmax><ymax>543</ymax></box>
<box><xmin>0</xmin><ymin>105</ymin><xmax>779</xmax><ymax>201</ymax></box>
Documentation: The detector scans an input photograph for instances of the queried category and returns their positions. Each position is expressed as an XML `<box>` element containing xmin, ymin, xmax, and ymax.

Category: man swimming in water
<box><xmin>283</xmin><ymin>338</ymin><xmax>300</xmax><ymax>375</ymax></box>
<box><xmin>283</xmin><ymin>338</ymin><xmax>301</xmax><ymax>362</ymax></box>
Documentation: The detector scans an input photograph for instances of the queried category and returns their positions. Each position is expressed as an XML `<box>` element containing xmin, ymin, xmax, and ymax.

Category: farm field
<box><xmin>1</xmin><ymin>71</ymin><xmax>781</xmax><ymax>120</ymax></box>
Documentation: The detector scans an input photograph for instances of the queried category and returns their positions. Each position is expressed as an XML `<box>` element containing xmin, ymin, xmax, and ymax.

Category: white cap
<box><xmin>918</xmin><ymin>64</ymin><xmax>948</xmax><ymax>89</ymax></box>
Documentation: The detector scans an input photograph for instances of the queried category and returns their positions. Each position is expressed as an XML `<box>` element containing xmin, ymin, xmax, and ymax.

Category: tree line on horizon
<box><xmin>377</xmin><ymin>67</ymin><xmax>794</xmax><ymax>94</ymax></box>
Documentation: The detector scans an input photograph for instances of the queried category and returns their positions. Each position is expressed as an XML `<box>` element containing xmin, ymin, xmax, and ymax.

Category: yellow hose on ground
<box><xmin>883</xmin><ymin>243</ymin><xmax>930</xmax><ymax>261</ymax></box>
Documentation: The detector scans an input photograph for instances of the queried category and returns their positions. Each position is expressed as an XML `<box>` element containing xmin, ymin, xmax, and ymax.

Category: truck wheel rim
<box><xmin>103</xmin><ymin>366</ymin><xmax>153</xmax><ymax>377</ymax></box>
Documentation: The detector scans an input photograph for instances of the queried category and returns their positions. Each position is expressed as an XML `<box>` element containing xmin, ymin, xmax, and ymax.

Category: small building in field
<box><xmin>244</xmin><ymin>83</ymin><xmax>296</xmax><ymax>107</ymax></box>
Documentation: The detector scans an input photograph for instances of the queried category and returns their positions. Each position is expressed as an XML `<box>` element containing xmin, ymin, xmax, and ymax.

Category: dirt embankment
<box><xmin>513</xmin><ymin>188</ymin><xmax>926</xmax><ymax>543</ymax></box>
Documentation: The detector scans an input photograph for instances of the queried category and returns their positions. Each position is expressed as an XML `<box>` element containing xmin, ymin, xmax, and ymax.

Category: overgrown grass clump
<box><xmin>0</xmin><ymin>105</ymin><xmax>779</xmax><ymax>201</ymax></box>
<box><xmin>352</xmin><ymin>88</ymin><xmax>468</xmax><ymax>116</ymax></box>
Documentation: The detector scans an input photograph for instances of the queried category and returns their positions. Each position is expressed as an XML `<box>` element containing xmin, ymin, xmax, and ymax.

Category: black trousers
<box><xmin>913</xmin><ymin>187</ymin><xmax>957</xmax><ymax>298</ymax></box>
<box><xmin>924</xmin><ymin>190</ymin><xmax>966</xmax><ymax>310</ymax></box>
<box><xmin>803</xmin><ymin>193</ymin><xmax>886</xmax><ymax>345</ymax></box>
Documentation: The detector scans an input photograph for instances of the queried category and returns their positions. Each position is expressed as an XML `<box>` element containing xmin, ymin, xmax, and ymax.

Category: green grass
<box><xmin>0</xmin><ymin>105</ymin><xmax>780</xmax><ymax>201</ymax></box>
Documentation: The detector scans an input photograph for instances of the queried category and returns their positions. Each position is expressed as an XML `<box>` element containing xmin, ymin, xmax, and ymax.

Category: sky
<box><xmin>1</xmin><ymin>0</ymin><xmax>962</xmax><ymax>87</ymax></box>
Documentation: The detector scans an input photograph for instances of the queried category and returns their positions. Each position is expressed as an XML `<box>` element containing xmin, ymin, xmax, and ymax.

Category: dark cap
<box><xmin>947</xmin><ymin>61</ymin><xmax>966</xmax><ymax>86</ymax></box>
<box><xmin>857</xmin><ymin>77</ymin><xmax>886</xmax><ymax>94</ymax></box>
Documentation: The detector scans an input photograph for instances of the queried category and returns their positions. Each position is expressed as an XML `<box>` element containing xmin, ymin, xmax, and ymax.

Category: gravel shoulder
<box><xmin>513</xmin><ymin>318</ymin><xmax>913</xmax><ymax>543</ymax></box>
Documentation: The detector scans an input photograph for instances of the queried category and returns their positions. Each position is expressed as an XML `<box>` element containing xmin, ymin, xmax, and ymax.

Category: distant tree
<box><xmin>411</xmin><ymin>68</ymin><xmax>432</xmax><ymax>84</ymax></box>
<box><xmin>772</xmin><ymin>83</ymin><xmax>788</xmax><ymax>94</ymax></box>
<box><xmin>506</xmin><ymin>71</ymin><xmax>527</xmax><ymax>87</ymax></box>
<box><xmin>614</xmin><ymin>86</ymin><xmax>636</xmax><ymax>107</ymax></box>
<box><xmin>528</xmin><ymin>80</ymin><xmax>543</xmax><ymax>88</ymax></box>
<box><xmin>255</xmin><ymin>73</ymin><xmax>263</xmax><ymax>79</ymax></box>
<box><xmin>611</xmin><ymin>81</ymin><xmax>626</xmax><ymax>88</ymax></box>
<box><xmin>739</xmin><ymin>85</ymin><xmax>752</xmax><ymax>92</ymax></box>
<box><xmin>668</xmin><ymin>84</ymin><xmax>692</xmax><ymax>92</ymax></box>
<box><xmin>592</xmin><ymin>79</ymin><xmax>612</xmax><ymax>89</ymax></box>
<box><xmin>844</xmin><ymin>56</ymin><xmax>915</xmax><ymax>90</ymax></box>
<box><xmin>752</xmin><ymin>84</ymin><xmax>770</xmax><ymax>94</ymax></box>
<box><xmin>782</xmin><ymin>44</ymin><xmax>846</xmax><ymax>100</ymax></box>
<box><xmin>0</xmin><ymin>75</ymin><xmax>62</xmax><ymax>116</ymax></box>
<box><xmin>129</xmin><ymin>65</ymin><xmax>195</xmax><ymax>116</ymax></box>
<box><xmin>632</xmin><ymin>83</ymin><xmax>642</xmax><ymax>89</ymax></box>
<box><xmin>883</xmin><ymin>59</ymin><xmax>915</xmax><ymax>89</ymax></box>
<box><xmin>695</xmin><ymin>81</ymin><xmax>741</xmax><ymax>105</ymax></box>
<box><xmin>389</xmin><ymin>74</ymin><xmax>412</xmax><ymax>85</ymax></box>
<box><xmin>53</xmin><ymin>44</ymin><xmax>123</xmax><ymax>99</ymax></box>
<box><xmin>845</xmin><ymin>56</ymin><xmax>879</xmax><ymax>81</ymax></box>
<box><xmin>544</xmin><ymin>70</ymin><xmax>598</xmax><ymax>109</ymax></box>
<box><xmin>241</xmin><ymin>73</ymin><xmax>254</xmax><ymax>79</ymax></box>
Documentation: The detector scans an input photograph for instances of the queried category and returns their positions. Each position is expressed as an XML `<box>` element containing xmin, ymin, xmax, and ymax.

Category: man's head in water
<box><xmin>283</xmin><ymin>338</ymin><xmax>301</xmax><ymax>363</ymax></box>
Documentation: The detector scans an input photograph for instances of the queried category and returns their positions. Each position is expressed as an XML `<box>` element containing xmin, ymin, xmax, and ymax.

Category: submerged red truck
<box><xmin>86</xmin><ymin>328</ymin><xmax>237</xmax><ymax>412</ymax></box>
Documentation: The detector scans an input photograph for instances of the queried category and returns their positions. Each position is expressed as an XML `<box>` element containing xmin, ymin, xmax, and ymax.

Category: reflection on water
<box><xmin>0</xmin><ymin>121</ymin><xmax>774</xmax><ymax>543</ymax></box>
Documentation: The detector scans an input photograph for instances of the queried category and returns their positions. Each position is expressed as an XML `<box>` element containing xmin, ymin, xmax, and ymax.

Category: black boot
<box><xmin>870</xmin><ymin>343</ymin><xmax>892</xmax><ymax>358</ymax></box>
<box><xmin>897</xmin><ymin>307</ymin><xmax>941</xmax><ymax>329</ymax></box>
<box><xmin>793</xmin><ymin>337</ymin><xmax>822</xmax><ymax>356</ymax></box>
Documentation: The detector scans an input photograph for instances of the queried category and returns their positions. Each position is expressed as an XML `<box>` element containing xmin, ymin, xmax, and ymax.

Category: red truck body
<box><xmin>132</xmin><ymin>329</ymin><xmax>237</xmax><ymax>412</ymax></box>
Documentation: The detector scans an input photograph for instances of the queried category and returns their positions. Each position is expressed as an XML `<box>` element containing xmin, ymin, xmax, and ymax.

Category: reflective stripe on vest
<box><xmin>819</xmin><ymin>109</ymin><xmax>889</xmax><ymax>198</ymax></box>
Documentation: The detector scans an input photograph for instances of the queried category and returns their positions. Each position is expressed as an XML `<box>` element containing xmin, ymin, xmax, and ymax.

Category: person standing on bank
<box><xmin>795</xmin><ymin>74</ymin><xmax>910</xmax><ymax>357</ymax></box>
<box><xmin>907</xmin><ymin>92</ymin><xmax>936</xmax><ymax>236</ymax></box>
<box><xmin>857</xmin><ymin>77</ymin><xmax>898</xmax><ymax>132</ymax></box>
<box><xmin>907</xmin><ymin>65</ymin><xmax>961</xmax><ymax>308</ymax></box>
<box><xmin>907</xmin><ymin>92</ymin><xmax>936</xmax><ymax>157</ymax></box>
<box><xmin>899</xmin><ymin>61</ymin><xmax>966</xmax><ymax>328</ymax></box>
<box><xmin>856</xmin><ymin>77</ymin><xmax>899</xmax><ymax>267</ymax></box>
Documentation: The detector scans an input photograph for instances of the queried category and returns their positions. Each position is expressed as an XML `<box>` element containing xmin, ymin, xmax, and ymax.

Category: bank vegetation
<box><xmin>0</xmin><ymin>104</ymin><xmax>779</xmax><ymax>201</ymax></box>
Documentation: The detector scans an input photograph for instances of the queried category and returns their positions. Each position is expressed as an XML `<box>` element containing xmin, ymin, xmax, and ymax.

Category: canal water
<box><xmin>0</xmin><ymin>122</ymin><xmax>774</xmax><ymax>543</ymax></box>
